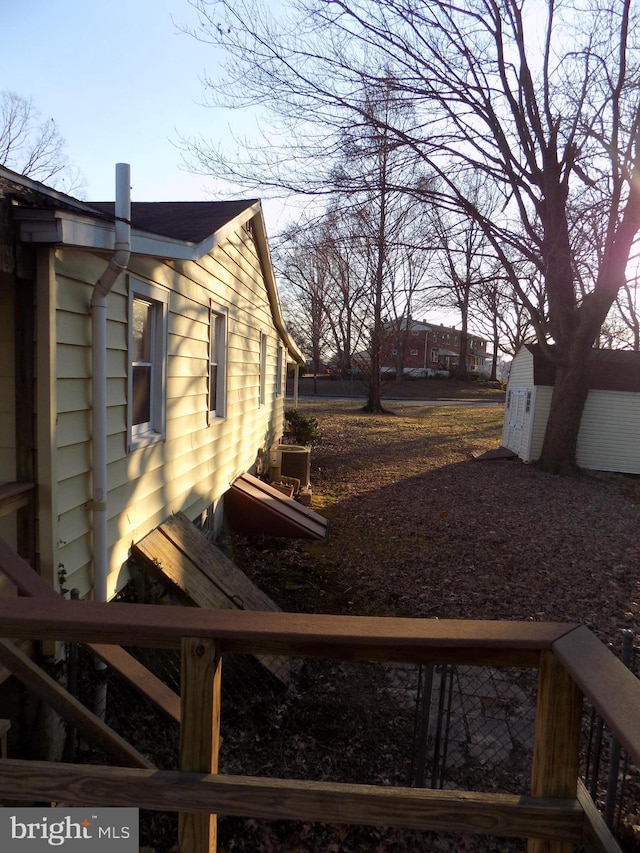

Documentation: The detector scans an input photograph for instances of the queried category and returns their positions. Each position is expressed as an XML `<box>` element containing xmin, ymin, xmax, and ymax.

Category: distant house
<box><xmin>380</xmin><ymin>318</ymin><xmax>489</xmax><ymax>377</ymax></box>
<box><xmin>0</xmin><ymin>164</ymin><xmax>305</xmax><ymax>602</ymax></box>
<box><xmin>503</xmin><ymin>344</ymin><xmax>640</xmax><ymax>473</ymax></box>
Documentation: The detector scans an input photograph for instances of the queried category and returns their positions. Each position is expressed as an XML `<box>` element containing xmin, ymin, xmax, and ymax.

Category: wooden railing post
<box><xmin>179</xmin><ymin>637</ymin><xmax>222</xmax><ymax>853</ymax></box>
<box><xmin>528</xmin><ymin>650</ymin><xmax>583</xmax><ymax>853</ymax></box>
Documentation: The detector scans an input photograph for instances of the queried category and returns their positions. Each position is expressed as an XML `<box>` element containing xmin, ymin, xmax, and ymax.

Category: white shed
<box><xmin>503</xmin><ymin>344</ymin><xmax>640</xmax><ymax>473</ymax></box>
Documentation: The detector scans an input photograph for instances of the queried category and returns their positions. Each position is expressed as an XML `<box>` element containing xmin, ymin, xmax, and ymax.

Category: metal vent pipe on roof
<box><xmin>91</xmin><ymin>163</ymin><xmax>131</xmax><ymax>603</ymax></box>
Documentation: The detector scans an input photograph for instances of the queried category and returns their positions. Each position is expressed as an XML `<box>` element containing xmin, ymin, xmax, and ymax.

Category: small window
<box><xmin>209</xmin><ymin>304</ymin><xmax>228</xmax><ymax>420</ymax></box>
<box><xmin>391</xmin><ymin>348</ymin><xmax>398</xmax><ymax>356</ymax></box>
<box><xmin>410</xmin><ymin>349</ymin><xmax>419</xmax><ymax>356</ymax></box>
<box><xmin>259</xmin><ymin>332</ymin><xmax>267</xmax><ymax>406</ymax></box>
<box><xmin>276</xmin><ymin>345</ymin><xmax>284</xmax><ymax>397</ymax></box>
<box><xmin>431</xmin><ymin>348</ymin><xmax>438</xmax><ymax>362</ymax></box>
<box><xmin>526</xmin><ymin>390</ymin><xmax>532</xmax><ymax>413</ymax></box>
<box><xmin>128</xmin><ymin>280</ymin><xmax>168</xmax><ymax>449</ymax></box>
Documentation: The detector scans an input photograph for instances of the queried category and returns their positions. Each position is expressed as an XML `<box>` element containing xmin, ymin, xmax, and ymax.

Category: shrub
<box><xmin>284</xmin><ymin>409</ymin><xmax>322</xmax><ymax>446</ymax></box>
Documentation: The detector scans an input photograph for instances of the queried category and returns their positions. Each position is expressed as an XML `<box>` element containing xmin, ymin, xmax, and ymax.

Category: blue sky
<box><xmin>2</xmin><ymin>0</ymin><xmax>291</xmax><ymax>232</ymax></box>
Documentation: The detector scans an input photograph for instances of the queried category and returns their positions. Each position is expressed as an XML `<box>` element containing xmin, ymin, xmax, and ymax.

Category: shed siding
<box><xmin>577</xmin><ymin>390</ymin><xmax>640</xmax><ymax>474</ymax></box>
<box><xmin>507</xmin><ymin>347</ymin><xmax>534</xmax><ymax>386</ymax></box>
<box><xmin>502</xmin><ymin>348</ymin><xmax>536</xmax><ymax>458</ymax></box>
<box><xmin>50</xmin><ymin>223</ymin><xmax>288</xmax><ymax>599</ymax></box>
<box><xmin>504</xmin><ymin>345</ymin><xmax>640</xmax><ymax>474</ymax></box>
<box><xmin>527</xmin><ymin>386</ymin><xmax>553</xmax><ymax>461</ymax></box>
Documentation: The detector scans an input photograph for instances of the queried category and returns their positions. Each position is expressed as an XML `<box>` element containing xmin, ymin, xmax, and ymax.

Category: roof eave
<box><xmin>14</xmin><ymin>202</ymin><xmax>306</xmax><ymax>365</ymax></box>
<box><xmin>14</xmin><ymin>208</ymin><xmax>220</xmax><ymax>260</ymax></box>
<box><xmin>249</xmin><ymin>204</ymin><xmax>305</xmax><ymax>365</ymax></box>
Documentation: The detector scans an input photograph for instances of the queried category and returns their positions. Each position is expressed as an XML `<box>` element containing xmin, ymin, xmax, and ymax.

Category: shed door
<box><xmin>506</xmin><ymin>389</ymin><xmax>527</xmax><ymax>454</ymax></box>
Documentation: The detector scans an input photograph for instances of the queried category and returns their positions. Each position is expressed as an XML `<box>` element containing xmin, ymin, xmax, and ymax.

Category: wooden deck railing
<box><xmin>0</xmin><ymin>596</ymin><xmax>637</xmax><ymax>853</ymax></box>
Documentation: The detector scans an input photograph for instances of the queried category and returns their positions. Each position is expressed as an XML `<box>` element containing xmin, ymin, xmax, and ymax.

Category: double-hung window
<box><xmin>259</xmin><ymin>331</ymin><xmax>267</xmax><ymax>406</ymax></box>
<box><xmin>208</xmin><ymin>304</ymin><xmax>228</xmax><ymax>421</ymax></box>
<box><xmin>276</xmin><ymin>345</ymin><xmax>283</xmax><ymax>397</ymax></box>
<box><xmin>128</xmin><ymin>280</ymin><xmax>168</xmax><ymax>449</ymax></box>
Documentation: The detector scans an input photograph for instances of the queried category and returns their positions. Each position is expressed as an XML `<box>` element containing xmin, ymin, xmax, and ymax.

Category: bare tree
<box><xmin>474</xmin><ymin>273</ymin><xmax>538</xmax><ymax>378</ymax></box>
<box><xmin>0</xmin><ymin>91</ymin><xmax>85</xmax><ymax>193</ymax></box>
<box><xmin>186</xmin><ymin>0</ymin><xmax>640</xmax><ymax>472</ymax></box>
<box><xmin>429</xmin><ymin>210</ymin><xmax>495</xmax><ymax>379</ymax></box>
<box><xmin>275</xmin><ymin>217</ymin><xmax>335</xmax><ymax>391</ymax></box>
<box><xmin>614</xmin><ymin>278</ymin><xmax>640</xmax><ymax>350</ymax></box>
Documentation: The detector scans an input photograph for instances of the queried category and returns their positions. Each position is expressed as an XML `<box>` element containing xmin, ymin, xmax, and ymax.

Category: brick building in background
<box><xmin>380</xmin><ymin>318</ymin><xmax>489</xmax><ymax>377</ymax></box>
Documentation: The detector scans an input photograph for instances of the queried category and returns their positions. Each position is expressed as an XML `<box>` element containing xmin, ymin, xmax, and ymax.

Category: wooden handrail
<box><xmin>553</xmin><ymin>626</ymin><xmax>640</xmax><ymax>767</ymax></box>
<box><xmin>0</xmin><ymin>596</ymin><xmax>635</xmax><ymax>853</ymax></box>
<box><xmin>0</xmin><ymin>596</ymin><xmax>576</xmax><ymax>664</ymax></box>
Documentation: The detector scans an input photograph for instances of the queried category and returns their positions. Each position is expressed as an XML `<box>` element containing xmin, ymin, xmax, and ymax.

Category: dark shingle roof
<box><xmin>526</xmin><ymin>344</ymin><xmax>640</xmax><ymax>392</ymax></box>
<box><xmin>88</xmin><ymin>200</ymin><xmax>259</xmax><ymax>243</ymax></box>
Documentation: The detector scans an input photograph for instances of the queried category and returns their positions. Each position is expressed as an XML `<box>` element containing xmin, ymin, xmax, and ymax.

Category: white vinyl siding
<box><xmin>48</xmin><ymin>220</ymin><xmax>289</xmax><ymax>599</ymax></box>
<box><xmin>526</xmin><ymin>387</ymin><xmax>552</xmax><ymax>461</ymax></box>
<box><xmin>577</xmin><ymin>390</ymin><xmax>640</xmax><ymax>473</ymax></box>
<box><xmin>506</xmin><ymin>347</ymin><xmax>534</xmax><ymax>386</ymax></box>
<box><xmin>503</xmin><ymin>346</ymin><xmax>640</xmax><ymax>473</ymax></box>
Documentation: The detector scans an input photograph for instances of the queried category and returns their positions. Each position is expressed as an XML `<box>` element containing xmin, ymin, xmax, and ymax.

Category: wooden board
<box><xmin>577</xmin><ymin>780</ymin><xmax>623</xmax><ymax>853</ymax></box>
<box><xmin>0</xmin><ymin>596</ymin><xmax>573</xmax><ymax>667</ymax></box>
<box><xmin>132</xmin><ymin>513</ymin><xmax>290</xmax><ymax>684</ymax></box>
<box><xmin>0</xmin><ymin>535</ymin><xmax>180</xmax><ymax>723</ymax></box>
<box><xmin>0</xmin><ymin>483</ymin><xmax>34</xmax><ymax>518</ymax></box>
<box><xmin>553</xmin><ymin>625</ymin><xmax>640</xmax><ymax>767</ymax></box>
<box><xmin>161</xmin><ymin>512</ymin><xmax>283</xmax><ymax>611</ymax></box>
<box><xmin>0</xmin><ymin>639</ymin><xmax>154</xmax><ymax>769</ymax></box>
<box><xmin>226</xmin><ymin>473</ymin><xmax>328</xmax><ymax>540</ymax></box>
<box><xmin>0</xmin><ymin>759</ymin><xmax>583</xmax><ymax>842</ymax></box>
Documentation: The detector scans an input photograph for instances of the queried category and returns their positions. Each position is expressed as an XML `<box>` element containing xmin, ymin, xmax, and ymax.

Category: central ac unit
<box><xmin>269</xmin><ymin>444</ymin><xmax>311</xmax><ymax>488</ymax></box>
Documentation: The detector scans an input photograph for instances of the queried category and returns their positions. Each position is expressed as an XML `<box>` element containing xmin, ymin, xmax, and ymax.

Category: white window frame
<box><xmin>128</xmin><ymin>279</ymin><xmax>169</xmax><ymax>451</ymax></box>
<box><xmin>259</xmin><ymin>331</ymin><xmax>267</xmax><ymax>406</ymax></box>
<box><xmin>208</xmin><ymin>303</ymin><xmax>228</xmax><ymax>422</ymax></box>
<box><xmin>276</xmin><ymin>344</ymin><xmax>284</xmax><ymax>397</ymax></box>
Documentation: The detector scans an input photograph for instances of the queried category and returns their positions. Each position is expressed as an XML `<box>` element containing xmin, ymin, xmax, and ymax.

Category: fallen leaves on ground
<box><xmin>217</xmin><ymin>401</ymin><xmax>640</xmax><ymax>853</ymax></box>
<box><xmin>231</xmin><ymin>401</ymin><xmax>640</xmax><ymax>647</ymax></box>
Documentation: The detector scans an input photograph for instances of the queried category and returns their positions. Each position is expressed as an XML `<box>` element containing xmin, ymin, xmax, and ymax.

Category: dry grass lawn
<box><xmin>230</xmin><ymin>400</ymin><xmax>640</xmax><ymax>650</ymax></box>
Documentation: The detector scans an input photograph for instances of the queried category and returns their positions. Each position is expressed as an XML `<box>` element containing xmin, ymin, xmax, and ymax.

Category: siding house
<box><xmin>503</xmin><ymin>344</ymin><xmax>640</xmax><ymax>473</ymax></box>
<box><xmin>0</xmin><ymin>164</ymin><xmax>305</xmax><ymax>603</ymax></box>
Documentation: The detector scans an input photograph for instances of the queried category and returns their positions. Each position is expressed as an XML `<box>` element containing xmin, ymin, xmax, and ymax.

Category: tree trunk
<box><xmin>538</xmin><ymin>358</ymin><xmax>590</xmax><ymax>475</ymax></box>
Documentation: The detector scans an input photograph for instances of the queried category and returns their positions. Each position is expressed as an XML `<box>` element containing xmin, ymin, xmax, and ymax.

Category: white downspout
<box><xmin>91</xmin><ymin>163</ymin><xmax>131</xmax><ymax>604</ymax></box>
<box><xmin>293</xmin><ymin>363</ymin><xmax>299</xmax><ymax>409</ymax></box>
